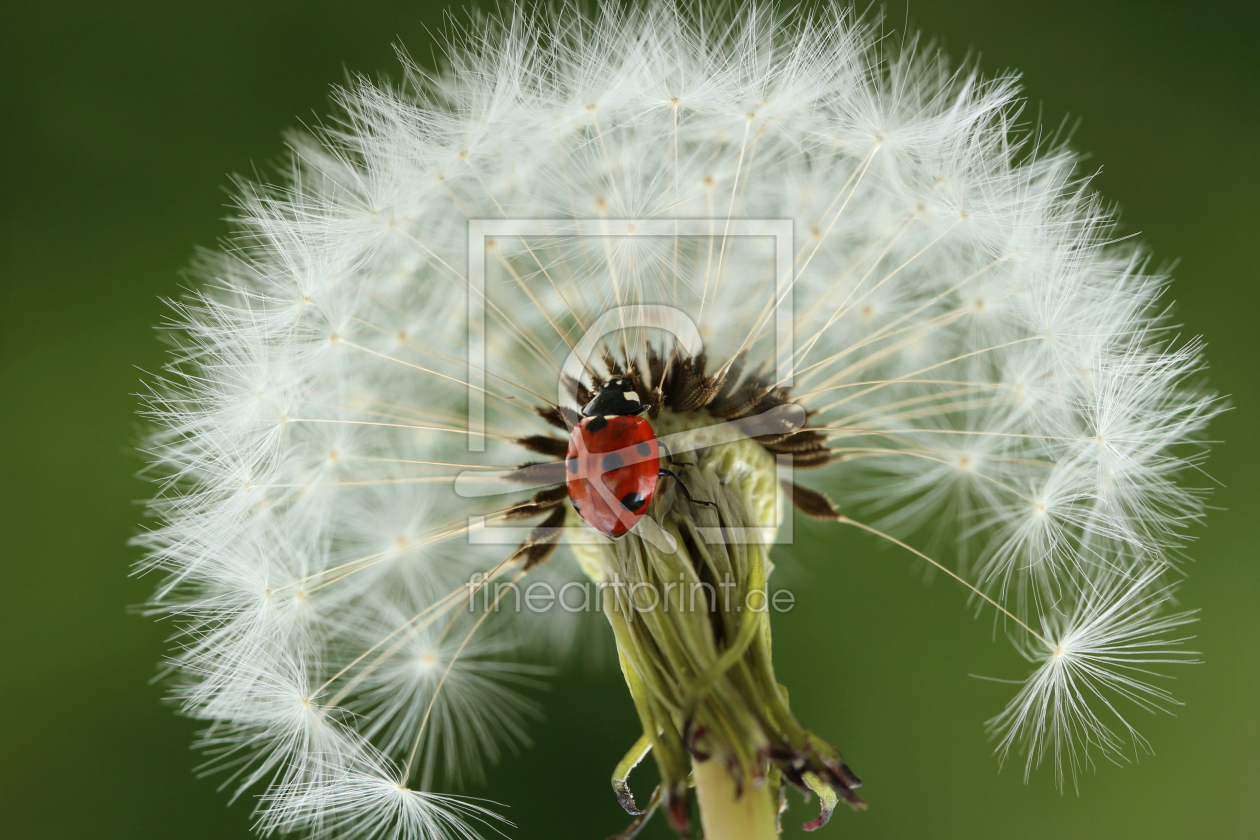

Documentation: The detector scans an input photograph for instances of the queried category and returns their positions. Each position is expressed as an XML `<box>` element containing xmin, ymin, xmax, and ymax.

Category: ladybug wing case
<box><xmin>566</xmin><ymin>416</ymin><xmax>661</xmax><ymax>537</ymax></box>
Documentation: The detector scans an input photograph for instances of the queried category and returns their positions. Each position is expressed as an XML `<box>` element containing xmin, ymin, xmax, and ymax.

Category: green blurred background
<box><xmin>1</xmin><ymin>1</ymin><xmax>1256</xmax><ymax>837</ymax></box>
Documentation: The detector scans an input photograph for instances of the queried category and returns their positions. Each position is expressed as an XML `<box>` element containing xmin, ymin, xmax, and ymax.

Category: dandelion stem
<box><xmin>693</xmin><ymin>760</ymin><xmax>778</xmax><ymax>840</ymax></box>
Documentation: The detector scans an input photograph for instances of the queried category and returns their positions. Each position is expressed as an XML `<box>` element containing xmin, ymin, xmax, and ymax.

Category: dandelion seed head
<box><xmin>137</xmin><ymin>1</ymin><xmax>1217</xmax><ymax>835</ymax></box>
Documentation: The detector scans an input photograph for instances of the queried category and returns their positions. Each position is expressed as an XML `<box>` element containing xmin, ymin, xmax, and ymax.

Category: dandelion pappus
<box><xmin>565</xmin><ymin>376</ymin><xmax>715</xmax><ymax>537</ymax></box>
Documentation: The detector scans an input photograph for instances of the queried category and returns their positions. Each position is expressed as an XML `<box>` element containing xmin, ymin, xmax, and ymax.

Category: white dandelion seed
<box><xmin>259</xmin><ymin>765</ymin><xmax>510</xmax><ymax>840</ymax></box>
<box><xmin>988</xmin><ymin>564</ymin><xmax>1200</xmax><ymax>792</ymax></box>
<box><xmin>136</xmin><ymin>2</ymin><xmax>1218</xmax><ymax>837</ymax></box>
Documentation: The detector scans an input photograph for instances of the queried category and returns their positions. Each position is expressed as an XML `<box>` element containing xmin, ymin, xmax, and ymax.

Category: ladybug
<box><xmin>566</xmin><ymin>376</ymin><xmax>715</xmax><ymax>538</ymax></box>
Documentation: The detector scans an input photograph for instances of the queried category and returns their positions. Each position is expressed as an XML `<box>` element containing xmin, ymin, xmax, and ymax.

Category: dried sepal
<box><xmin>515</xmin><ymin>434</ymin><xmax>569</xmax><ymax>458</ymax></box>
<box><xmin>511</xmin><ymin>506</ymin><xmax>567</xmax><ymax>570</ymax></box>
<box><xmin>784</xmin><ymin>481</ymin><xmax>842</xmax><ymax>520</ymax></box>
<box><xmin>505</xmin><ymin>485</ymin><xmax>570</xmax><ymax>518</ymax></box>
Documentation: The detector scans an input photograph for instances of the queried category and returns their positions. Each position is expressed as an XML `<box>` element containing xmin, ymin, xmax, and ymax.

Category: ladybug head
<box><xmin>581</xmin><ymin>376</ymin><xmax>647</xmax><ymax>417</ymax></box>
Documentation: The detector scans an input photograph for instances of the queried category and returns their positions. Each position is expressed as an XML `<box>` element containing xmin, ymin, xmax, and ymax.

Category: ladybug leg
<box><xmin>657</xmin><ymin>439</ymin><xmax>697</xmax><ymax>469</ymax></box>
<box><xmin>658</xmin><ymin>468</ymin><xmax>717</xmax><ymax>509</ymax></box>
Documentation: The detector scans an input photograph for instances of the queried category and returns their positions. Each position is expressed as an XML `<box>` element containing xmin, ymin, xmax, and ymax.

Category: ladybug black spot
<box><xmin>585</xmin><ymin>415</ymin><xmax>609</xmax><ymax>433</ymax></box>
<box><xmin>602</xmin><ymin>452</ymin><xmax>624</xmax><ymax>471</ymax></box>
<box><xmin>637</xmin><ymin>441</ymin><xmax>652</xmax><ymax>457</ymax></box>
<box><xmin>620</xmin><ymin>491</ymin><xmax>646</xmax><ymax>512</ymax></box>
<box><xmin>566</xmin><ymin>456</ymin><xmax>578</xmax><ymax>474</ymax></box>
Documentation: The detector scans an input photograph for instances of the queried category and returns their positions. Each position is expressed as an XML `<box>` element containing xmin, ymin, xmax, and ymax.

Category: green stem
<box><xmin>693</xmin><ymin>760</ymin><xmax>778</xmax><ymax>840</ymax></box>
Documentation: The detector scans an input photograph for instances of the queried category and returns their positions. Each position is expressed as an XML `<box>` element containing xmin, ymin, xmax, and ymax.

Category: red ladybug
<box><xmin>566</xmin><ymin>376</ymin><xmax>714</xmax><ymax>538</ymax></box>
